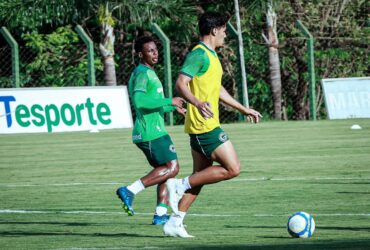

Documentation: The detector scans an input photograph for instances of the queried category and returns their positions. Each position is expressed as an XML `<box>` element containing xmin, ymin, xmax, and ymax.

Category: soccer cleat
<box><xmin>166</xmin><ymin>178</ymin><xmax>184</xmax><ymax>215</ymax></box>
<box><xmin>163</xmin><ymin>220</ymin><xmax>194</xmax><ymax>238</ymax></box>
<box><xmin>152</xmin><ymin>214</ymin><xmax>170</xmax><ymax>225</ymax></box>
<box><xmin>116</xmin><ymin>186</ymin><xmax>135</xmax><ymax>216</ymax></box>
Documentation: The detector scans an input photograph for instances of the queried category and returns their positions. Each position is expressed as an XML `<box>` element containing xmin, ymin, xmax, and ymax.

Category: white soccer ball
<box><xmin>287</xmin><ymin>211</ymin><xmax>315</xmax><ymax>238</ymax></box>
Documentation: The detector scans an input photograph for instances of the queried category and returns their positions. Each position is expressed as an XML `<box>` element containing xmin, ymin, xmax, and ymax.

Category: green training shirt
<box><xmin>128</xmin><ymin>64</ymin><xmax>175</xmax><ymax>143</ymax></box>
<box><xmin>180</xmin><ymin>42</ymin><xmax>218</xmax><ymax>78</ymax></box>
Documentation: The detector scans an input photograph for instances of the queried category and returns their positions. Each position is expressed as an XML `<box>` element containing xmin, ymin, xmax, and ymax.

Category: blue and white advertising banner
<box><xmin>0</xmin><ymin>86</ymin><xmax>133</xmax><ymax>134</ymax></box>
<box><xmin>321</xmin><ymin>77</ymin><xmax>370</xmax><ymax>119</ymax></box>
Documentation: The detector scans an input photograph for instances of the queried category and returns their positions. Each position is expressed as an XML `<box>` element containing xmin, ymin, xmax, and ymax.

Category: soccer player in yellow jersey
<box><xmin>163</xmin><ymin>12</ymin><xmax>262</xmax><ymax>237</ymax></box>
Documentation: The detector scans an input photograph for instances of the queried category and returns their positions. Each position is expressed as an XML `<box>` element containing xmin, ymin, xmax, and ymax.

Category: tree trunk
<box><xmin>265</xmin><ymin>4</ymin><xmax>282</xmax><ymax>120</ymax></box>
<box><xmin>99</xmin><ymin>23</ymin><xmax>117</xmax><ymax>86</ymax></box>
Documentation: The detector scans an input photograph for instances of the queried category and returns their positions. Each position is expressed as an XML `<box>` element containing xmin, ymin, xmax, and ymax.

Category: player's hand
<box><xmin>172</xmin><ymin>97</ymin><xmax>186</xmax><ymax>108</ymax></box>
<box><xmin>245</xmin><ymin>108</ymin><xmax>262</xmax><ymax>123</ymax></box>
<box><xmin>176</xmin><ymin>107</ymin><xmax>187</xmax><ymax>116</ymax></box>
<box><xmin>197</xmin><ymin>102</ymin><xmax>214</xmax><ymax>119</ymax></box>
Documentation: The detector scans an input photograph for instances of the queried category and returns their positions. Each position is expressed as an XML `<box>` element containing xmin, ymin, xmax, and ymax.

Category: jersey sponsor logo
<box><xmin>169</xmin><ymin>144</ymin><xmax>176</xmax><ymax>153</ymax></box>
<box><xmin>157</xmin><ymin>88</ymin><xmax>163</xmax><ymax>93</ymax></box>
<box><xmin>218</xmin><ymin>132</ymin><xmax>228</xmax><ymax>142</ymax></box>
<box><xmin>132</xmin><ymin>133</ymin><xmax>142</xmax><ymax>141</ymax></box>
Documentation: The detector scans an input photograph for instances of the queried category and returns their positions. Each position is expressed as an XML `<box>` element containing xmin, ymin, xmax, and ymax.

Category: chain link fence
<box><xmin>0</xmin><ymin>46</ymin><xmax>12</xmax><ymax>88</ymax></box>
<box><xmin>278</xmin><ymin>36</ymin><xmax>369</xmax><ymax>120</ymax></box>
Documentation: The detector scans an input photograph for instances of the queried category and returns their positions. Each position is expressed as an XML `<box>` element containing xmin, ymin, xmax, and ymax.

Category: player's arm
<box><xmin>219</xmin><ymin>86</ymin><xmax>262</xmax><ymax>123</ymax></box>
<box><xmin>175</xmin><ymin>48</ymin><xmax>213</xmax><ymax>118</ymax></box>
<box><xmin>133</xmin><ymin>91</ymin><xmax>171</xmax><ymax>110</ymax></box>
<box><xmin>163</xmin><ymin>105</ymin><xmax>176</xmax><ymax>113</ymax></box>
<box><xmin>176</xmin><ymin>74</ymin><xmax>213</xmax><ymax>118</ymax></box>
<box><xmin>163</xmin><ymin>105</ymin><xmax>187</xmax><ymax>116</ymax></box>
<box><xmin>133</xmin><ymin>92</ymin><xmax>185</xmax><ymax>110</ymax></box>
<box><xmin>132</xmin><ymin>72</ymin><xmax>184</xmax><ymax>110</ymax></box>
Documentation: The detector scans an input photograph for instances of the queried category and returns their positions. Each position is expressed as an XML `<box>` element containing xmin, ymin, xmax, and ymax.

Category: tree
<box><xmin>98</xmin><ymin>0</ymin><xmax>196</xmax><ymax>86</ymax></box>
<box><xmin>262</xmin><ymin>2</ymin><xmax>282</xmax><ymax>120</ymax></box>
<box><xmin>0</xmin><ymin>0</ymin><xmax>196</xmax><ymax>86</ymax></box>
<box><xmin>0</xmin><ymin>0</ymin><xmax>93</xmax><ymax>34</ymax></box>
<box><xmin>98</xmin><ymin>3</ymin><xmax>118</xmax><ymax>86</ymax></box>
<box><xmin>287</xmin><ymin>0</ymin><xmax>367</xmax><ymax>119</ymax></box>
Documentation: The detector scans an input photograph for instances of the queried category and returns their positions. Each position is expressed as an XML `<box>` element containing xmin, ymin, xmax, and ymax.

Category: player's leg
<box><xmin>117</xmin><ymin>159</ymin><xmax>179</xmax><ymax>216</ymax></box>
<box><xmin>152</xmin><ymin>182</ymin><xmax>170</xmax><ymax>225</ymax></box>
<box><xmin>164</xmin><ymin>149</ymin><xmax>212</xmax><ymax>237</ymax></box>
<box><xmin>167</xmin><ymin>128</ymin><xmax>239</xmax><ymax>215</ymax></box>
<box><xmin>188</xmin><ymin>140</ymin><xmax>240</xmax><ymax>187</ymax></box>
<box><xmin>117</xmin><ymin>135</ymin><xmax>179</xmax><ymax>216</ymax></box>
<box><xmin>141</xmin><ymin>159</ymin><xmax>179</xmax><ymax>187</ymax></box>
<box><xmin>178</xmin><ymin>149</ymin><xmax>212</xmax><ymax>212</ymax></box>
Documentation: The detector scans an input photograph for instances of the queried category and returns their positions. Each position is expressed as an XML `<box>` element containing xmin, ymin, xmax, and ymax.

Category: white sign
<box><xmin>0</xmin><ymin>86</ymin><xmax>133</xmax><ymax>133</ymax></box>
<box><xmin>321</xmin><ymin>77</ymin><xmax>370</xmax><ymax>119</ymax></box>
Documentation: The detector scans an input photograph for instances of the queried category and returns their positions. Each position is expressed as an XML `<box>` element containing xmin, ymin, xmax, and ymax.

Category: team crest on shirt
<box><xmin>157</xmin><ymin>88</ymin><xmax>163</xmax><ymax>93</ymax></box>
<box><xmin>169</xmin><ymin>144</ymin><xmax>176</xmax><ymax>153</ymax></box>
<box><xmin>218</xmin><ymin>132</ymin><xmax>228</xmax><ymax>142</ymax></box>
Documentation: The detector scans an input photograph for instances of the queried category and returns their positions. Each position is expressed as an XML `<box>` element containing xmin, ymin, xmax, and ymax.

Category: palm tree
<box><xmin>262</xmin><ymin>1</ymin><xmax>282</xmax><ymax>120</ymax></box>
<box><xmin>98</xmin><ymin>3</ymin><xmax>118</xmax><ymax>86</ymax></box>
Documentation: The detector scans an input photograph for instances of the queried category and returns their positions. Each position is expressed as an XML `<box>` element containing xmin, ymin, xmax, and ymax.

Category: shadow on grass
<box><xmin>336</xmin><ymin>191</ymin><xmax>370</xmax><ymax>194</ymax></box>
<box><xmin>224</xmin><ymin>225</ymin><xmax>370</xmax><ymax>232</ymax></box>
<box><xmin>0</xmin><ymin>221</ymin><xmax>106</xmax><ymax>226</ymax></box>
<box><xmin>224</xmin><ymin>225</ymin><xmax>284</xmax><ymax>229</ymax></box>
<box><xmin>0</xmin><ymin>230</ymin><xmax>165</xmax><ymax>238</ymax></box>
<box><xmin>310</xmin><ymin>182</ymin><xmax>370</xmax><ymax>185</ymax></box>
<box><xmin>167</xmin><ymin>240</ymin><xmax>370</xmax><ymax>250</ymax></box>
<box><xmin>317</xmin><ymin>226</ymin><xmax>370</xmax><ymax>232</ymax></box>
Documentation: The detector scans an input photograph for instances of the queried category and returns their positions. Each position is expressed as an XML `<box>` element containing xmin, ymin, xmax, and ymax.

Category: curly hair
<box><xmin>134</xmin><ymin>36</ymin><xmax>156</xmax><ymax>53</ymax></box>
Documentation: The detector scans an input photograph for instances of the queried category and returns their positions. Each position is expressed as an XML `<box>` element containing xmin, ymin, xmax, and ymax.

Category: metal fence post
<box><xmin>296</xmin><ymin>20</ymin><xmax>317</xmax><ymax>121</ymax></box>
<box><xmin>75</xmin><ymin>25</ymin><xmax>96</xmax><ymax>86</ymax></box>
<box><xmin>0</xmin><ymin>27</ymin><xmax>20</xmax><ymax>88</ymax></box>
<box><xmin>227</xmin><ymin>22</ymin><xmax>248</xmax><ymax>121</ymax></box>
<box><xmin>151</xmin><ymin>23</ymin><xmax>173</xmax><ymax>126</ymax></box>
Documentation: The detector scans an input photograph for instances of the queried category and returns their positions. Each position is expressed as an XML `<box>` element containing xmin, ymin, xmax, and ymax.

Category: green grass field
<box><xmin>1</xmin><ymin>119</ymin><xmax>369</xmax><ymax>249</ymax></box>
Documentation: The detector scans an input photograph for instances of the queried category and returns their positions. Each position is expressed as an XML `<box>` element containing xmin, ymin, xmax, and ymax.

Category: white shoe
<box><xmin>166</xmin><ymin>178</ymin><xmax>184</xmax><ymax>215</ymax></box>
<box><xmin>163</xmin><ymin>220</ymin><xmax>194</xmax><ymax>238</ymax></box>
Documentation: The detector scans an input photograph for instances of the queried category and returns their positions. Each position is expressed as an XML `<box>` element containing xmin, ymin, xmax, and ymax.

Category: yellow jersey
<box><xmin>182</xmin><ymin>43</ymin><xmax>223</xmax><ymax>134</ymax></box>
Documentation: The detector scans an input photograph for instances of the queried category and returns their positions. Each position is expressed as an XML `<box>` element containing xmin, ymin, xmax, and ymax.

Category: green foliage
<box><xmin>0</xmin><ymin>0</ymin><xmax>93</xmax><ymax>34</ymax></box>
<box><xmin>21</xmin><ymin>26</ymin><xmax>102</xmax><ymax>87</ymax></box>
<box><xmin>97</xmin><ymin>3</ymin><xmax>116</xmax><ymax>27</ymax></box>
<box><xmin>237</xmin><ymin>0</ymin><xmax>369</xmax><ymax>120</ymax></box>
<box><xmin>0</xmin><ymin>0</ymin><xmax>368</xmax><ymax>119</ymax></box>
<box><xmin>0</xmin><ymin>77</ymin><xmax>13</xmax><ymax>88</ymax></box>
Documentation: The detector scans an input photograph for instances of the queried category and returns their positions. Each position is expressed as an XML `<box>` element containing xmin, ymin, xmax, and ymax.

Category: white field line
<box><xmin>232</xmin><ymin>177</ymin><xmax>370</xmax><ymax>182</ymax></box>
<box><xmin>0</xmin><ymin>209</ymin><xmax>369</xmax><ymax>217</ymax></box>
<box><xmin>0</xmin><ymin>177</ymin><xmax>369</xmax><ymax>188</ymax></box>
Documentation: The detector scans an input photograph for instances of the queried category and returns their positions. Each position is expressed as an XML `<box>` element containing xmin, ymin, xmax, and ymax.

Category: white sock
<box><xmin>178</xmin><ymin>211</ymin><xmax>187</xmax><ymax>224</ymax></box>
<box><xmin>127</xmin><ymin>180</ymin><xmax>145</xmax><ymax>195</ymax></box>
<box><xmin>169</xmin><ymin>213</ymin><xmax>183</xmax><ymax>225</ymax></box>
<box><xmin>181</xmin><ymin>176</ymin><xmax>191</xmax><ymax>191</ymax></box>
<box><xmin>155</xmin><ymin>204</ymin><xmax>168</xmax><ymax>216</ymax></box>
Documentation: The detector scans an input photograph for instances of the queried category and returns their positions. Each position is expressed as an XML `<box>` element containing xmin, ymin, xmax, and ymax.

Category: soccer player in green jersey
<box><xmin>116</xmin><ymin>36</ymin><xmax>186</xmax><ymax>225</ymax></box>
<box><xmin>163</xmin><ymin>12</ymin><xmax>262</xmax><ymax>237</ymax></box>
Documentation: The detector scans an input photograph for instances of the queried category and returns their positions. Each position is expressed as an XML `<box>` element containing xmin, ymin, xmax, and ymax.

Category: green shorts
<box><xmin>136</xmin><ymin>134</ymin><xmax>177</xmax><ymax>167</ymax></box>
<box><xmin>189</xmin><ymin>127</ymin><xmax>229</xmax><ymax>159</ymax></box>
